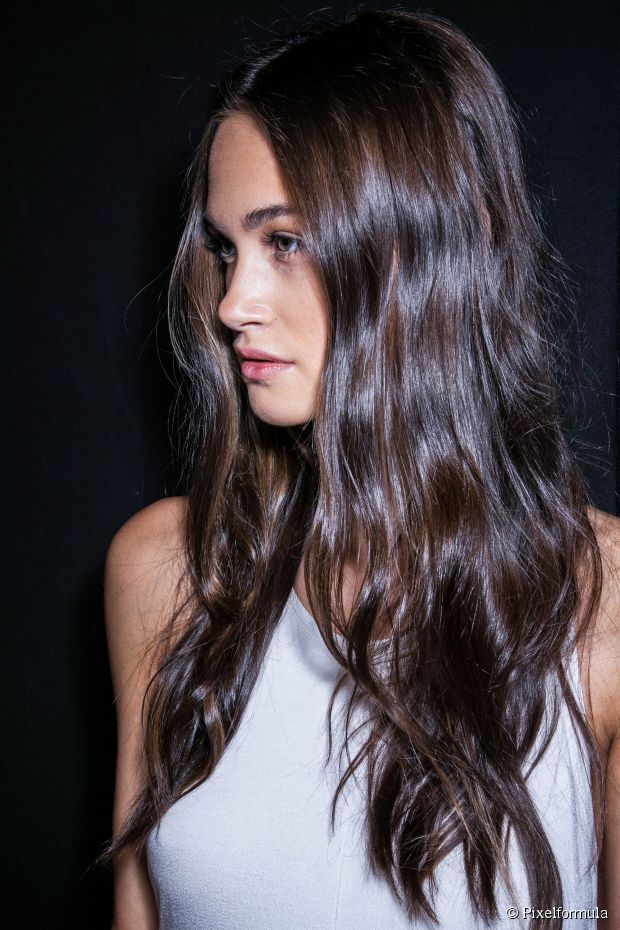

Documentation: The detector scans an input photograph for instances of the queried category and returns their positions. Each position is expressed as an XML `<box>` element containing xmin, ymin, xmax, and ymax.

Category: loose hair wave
<box><xmin>99</xmin><ymin>10</ymin><xmax>605</xmax><ymax>928</ymax></box>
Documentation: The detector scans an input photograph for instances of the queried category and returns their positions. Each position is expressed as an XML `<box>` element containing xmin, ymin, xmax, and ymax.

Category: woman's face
<box><xmin>206</xmin><ymin>112</ymin><xmax>328</xmax><ymax>427</ymax></box>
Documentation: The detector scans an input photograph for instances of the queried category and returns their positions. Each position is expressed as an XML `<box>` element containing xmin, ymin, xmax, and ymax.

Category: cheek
<box><xmin>291</xmin><ymin>288</ymin><xmax>328</xmax><ymax>362</ymax></box>
<box><xmin>275</xmin><ymin>265</ymin><xmax>328</xmax><ymax>374</ymax></box>
<box><xmin>292</xmin><ymin>317</ymin><xmax>327</xmax><ymax>380</ymax></box>
<box><xmin>309</xmin><ymin>305</ymin><xmax>329</xmax><ymax>369</ymax></box>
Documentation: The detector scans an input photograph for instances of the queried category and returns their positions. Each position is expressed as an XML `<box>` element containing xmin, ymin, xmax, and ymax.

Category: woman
<box><xmin>99</xmin><ymin>9</ymin><xmax>620</xmax><ymax>929</ymax></box>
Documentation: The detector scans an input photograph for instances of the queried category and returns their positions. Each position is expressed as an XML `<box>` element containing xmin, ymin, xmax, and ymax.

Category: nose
<box><xmin>217</xmin><ymin>257</ymin><xmax>274</xmax><ymax>333</ymax></box>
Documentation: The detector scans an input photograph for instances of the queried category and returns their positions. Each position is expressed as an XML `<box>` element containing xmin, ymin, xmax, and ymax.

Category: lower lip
<box><xmin>240</xmin><ymin>360</ymin><xmax>293</xmax><ymax>380</ymax></box>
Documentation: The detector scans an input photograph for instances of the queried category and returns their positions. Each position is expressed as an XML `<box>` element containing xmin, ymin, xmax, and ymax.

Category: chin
<box><xmin>248</xmin><ymin>397</ymin><xmax>313</xmax><ymax>428</ymax></box>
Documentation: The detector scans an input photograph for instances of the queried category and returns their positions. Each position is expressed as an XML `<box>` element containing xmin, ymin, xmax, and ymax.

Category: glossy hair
<box><xmin>98</xmin><ymin>10</ymin><xmax>604</xmax><ymax>927</ymax></box>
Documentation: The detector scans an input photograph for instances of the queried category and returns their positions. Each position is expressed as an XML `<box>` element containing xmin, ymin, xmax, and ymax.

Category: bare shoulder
<box><xmin>104</xmin><ymin>496</ymin><xmax>191</xmax><ymax>687</ymax></box>
<box><xmin>582</xmin><ymin>506</ymin><xmax>620</xmax><ymax>751</ymax></box>
<box><xmin>107</xmin><ymin>495</ymin><xmax>188</xmax><ymax>569</ymax></box>
<box><xmin>104</xmin><ymin>498</ymin><xmax>191</xmax><ymax>929</ymax></box>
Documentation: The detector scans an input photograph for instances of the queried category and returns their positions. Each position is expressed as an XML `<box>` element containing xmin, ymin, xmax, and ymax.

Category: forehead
<box><xmin>207</xmin><ymin>112</ymin><xmax>288</xmax><ymax>217</ymax></box>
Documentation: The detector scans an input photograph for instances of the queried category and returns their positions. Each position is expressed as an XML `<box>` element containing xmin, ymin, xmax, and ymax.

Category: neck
<box><xmin>292</xmin><ymin>532</ymin><xmax>387</xmax><ymax>637</ymax></box>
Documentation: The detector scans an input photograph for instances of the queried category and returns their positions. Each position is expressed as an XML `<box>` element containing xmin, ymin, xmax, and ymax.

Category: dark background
<box><xmin>3</xmin><ymin>1</ymin><xmax>618</xmax><ymax>927</ymax></box>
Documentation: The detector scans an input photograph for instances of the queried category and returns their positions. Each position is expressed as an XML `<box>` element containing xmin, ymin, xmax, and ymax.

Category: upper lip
<box><xmin>234</xmin><ymin>345</ymin><xmax>292</xmax><ymax>363</ymax></box>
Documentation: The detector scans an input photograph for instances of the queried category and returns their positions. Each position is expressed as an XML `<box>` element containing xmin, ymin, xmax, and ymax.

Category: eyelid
<box><xmin>269</xmin><ymin>231</ymin><xmax>303</xmax><ymax>243</ymax></box>
<box><xmin>263</xmin><ymin>231</ymin><xmax>304</xmax><ymax>258</ymax></box>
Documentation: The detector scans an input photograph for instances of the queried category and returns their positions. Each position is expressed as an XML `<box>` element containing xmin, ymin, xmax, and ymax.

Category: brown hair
<box><xmin>98</xmin><ymin>10</ymin><xmax>604</xmax><ymax>928</ymax></box>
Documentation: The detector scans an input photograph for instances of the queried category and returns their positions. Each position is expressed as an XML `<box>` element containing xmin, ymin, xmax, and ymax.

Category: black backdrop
<box><xmin>3</xmin><ymin>2</ymin><xmax>618</xmax><ymax>927</ymax></box>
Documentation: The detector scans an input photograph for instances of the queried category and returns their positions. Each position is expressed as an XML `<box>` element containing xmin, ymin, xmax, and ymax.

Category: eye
<box><xmin>264</xmin><ymin>232</ymin><xmax>304</xmax><ymax>262</ymax></box>
<box><xmin>202</xmin><ymin>228</ymin><xmax>303</xmax><ymax>266</ymax></box>
<box><xmin>203</xmin><ymin>232</ymin><xmax>236</xmax><ymax>265</ymax></box>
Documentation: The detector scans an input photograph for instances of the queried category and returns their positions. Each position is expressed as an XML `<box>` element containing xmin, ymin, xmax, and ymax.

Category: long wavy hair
<box><xmin>98</xmin><ymin>10</ymin><xmax>605</xmax><ymax>927</ymax></box>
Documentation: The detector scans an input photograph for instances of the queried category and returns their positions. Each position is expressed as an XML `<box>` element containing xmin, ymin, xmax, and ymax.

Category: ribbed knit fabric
<box><xmin>146</xmin><ymin>587</ymin><xmax>598</xmax><ymax>929</ymax></box>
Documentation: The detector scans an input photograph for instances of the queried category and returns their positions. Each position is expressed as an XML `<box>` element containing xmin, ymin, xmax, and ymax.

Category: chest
<box><xmin>146</xmin><ymin>599</ymin><xmax>598</xmax><ymax>929</ymax></box>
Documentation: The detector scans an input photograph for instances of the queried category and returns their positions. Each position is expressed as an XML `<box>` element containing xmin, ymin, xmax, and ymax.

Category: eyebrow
<box><xmin>203</xmin><ymin>202</ymin><xmax>297</xmax><ymax>234</ymax></box>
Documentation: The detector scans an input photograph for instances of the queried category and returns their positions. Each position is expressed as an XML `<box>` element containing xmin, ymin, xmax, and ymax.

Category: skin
<box><xmin>206</xmin><ymin>111</ymin><xmax>329</xmax><ymax>428</ymax></box>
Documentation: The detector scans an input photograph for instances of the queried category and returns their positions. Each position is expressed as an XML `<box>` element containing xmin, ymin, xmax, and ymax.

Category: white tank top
<box><xmin>146</xmin><ymin>587</ymin><xmax>598</xmax><ymax>928</ymax></box>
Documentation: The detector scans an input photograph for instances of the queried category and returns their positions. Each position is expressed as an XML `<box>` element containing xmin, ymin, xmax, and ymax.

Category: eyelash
<box><xmin>203</xmin><ymin>231</ymin><xmax>303</xmax><ymax>266</ymax></box>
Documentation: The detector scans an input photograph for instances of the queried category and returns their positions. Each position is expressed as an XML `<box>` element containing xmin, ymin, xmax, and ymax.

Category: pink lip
<box><xmin>234</xmin><ymin>345</ymin><xmax>292</xmax><ymax>363</ymax></box>
<box><xmin>240</xmin><ymin>360</ymin><xmax>293</xmax><ymax>381</ymax></box>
